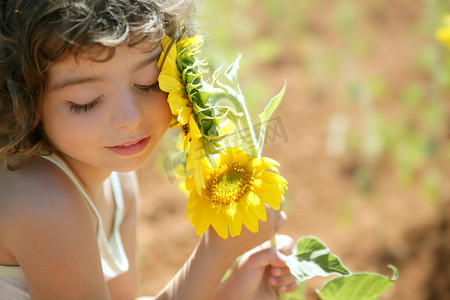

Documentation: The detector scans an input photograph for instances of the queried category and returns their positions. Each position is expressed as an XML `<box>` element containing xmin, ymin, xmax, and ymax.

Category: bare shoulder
<box><xmin>0</xmin><ymin>157</ymin><xmax>89</xmax><ymax>218</ymax></box>
<box><xmin>0</xmin><ymin>158</ymin><xmax>109</xmax><ymax>298</ymax></box>
<box><xmin>0</xmin><ymin>157</ymin><xmax>96</xmax><ymax>253</ymax></box>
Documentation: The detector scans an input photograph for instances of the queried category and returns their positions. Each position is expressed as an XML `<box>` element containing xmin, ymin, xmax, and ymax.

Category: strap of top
<box><xmin>40</xmin><ymin>154</ymin><xmax>129</xmax><ymax>278</ymax></box>
<box><xmin>42</xmin><ymin>154</ymin><xmax>103</xmax><ymax>236</ymax></box>
<box><xmin>103</xmin><ymin>172</ymin><xmax>129</xmax><ymax>277</ymax></box>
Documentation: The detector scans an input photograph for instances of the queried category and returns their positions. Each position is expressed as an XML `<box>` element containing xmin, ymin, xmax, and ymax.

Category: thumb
<box><xmin>243</xmin><ymin>247</ymin><xmax>287</xmax><ymax>270</ymax></box>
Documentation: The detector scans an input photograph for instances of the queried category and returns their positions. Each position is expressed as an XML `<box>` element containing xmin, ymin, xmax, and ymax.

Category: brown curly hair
<box><xmin>0</xmin><ymin>0</ymin><xmax>195</xmax><ymax>169</ymax></box>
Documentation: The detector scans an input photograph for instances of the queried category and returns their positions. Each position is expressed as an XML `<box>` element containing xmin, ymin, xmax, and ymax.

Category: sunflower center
<box><xmin>207</xmin><ymin>163</ymin><xmax>253</xmax><ymax>205</ymax></box>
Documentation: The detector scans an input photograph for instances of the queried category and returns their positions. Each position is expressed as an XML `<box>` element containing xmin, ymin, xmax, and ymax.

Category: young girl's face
<box><xmin>41</xmin><ymin>43</ymin><xmax>171</xmax><ymax>173</ymax></box>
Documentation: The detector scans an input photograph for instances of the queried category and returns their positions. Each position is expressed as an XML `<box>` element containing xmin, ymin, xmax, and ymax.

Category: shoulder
<box><xmin>0</xmin><ymin>156</ymin><xmax>89</xmax><ymax>214</ymax></box>
<box><xmin>0</xmin><ymin>157</ymin><xmax>96</xmax><ymax>250</ymax></box>
<box><xmin>0</xmin><ymin>158</ymin><xmax>110</xmax><ymax>298</ymax></box>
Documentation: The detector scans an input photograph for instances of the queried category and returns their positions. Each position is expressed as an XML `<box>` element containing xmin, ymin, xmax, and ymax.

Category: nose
<box><xmin>111</xmin><ymin>89</ymin><xmax>144</xmax><ymax>129</ymax></box>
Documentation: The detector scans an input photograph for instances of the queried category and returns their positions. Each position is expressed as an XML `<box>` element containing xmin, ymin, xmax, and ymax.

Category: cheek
<box><xmin>160</xmin><ymin>98</ymin><xmax>172</xmax><ymax>126</ymax></box>
<box><xmin>41</xmin><ymin>104</ymin><xmax>99</xmax><ymax>151</ymax></box>
<box><xmin>146</xmin><ymin>93</ymin><xmax>172</xmax><ymax>128</ymax></box>
<box><xmin>44</xmin><ymin>117</ymin><xmax>93</xmax><ymax>150</ymax></box>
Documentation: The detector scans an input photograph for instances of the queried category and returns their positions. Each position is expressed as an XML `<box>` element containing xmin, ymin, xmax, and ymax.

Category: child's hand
<box><xmin>213</xmin><ymin>234</ymin><xmax>299</xmax><ymax>300</ymax></box>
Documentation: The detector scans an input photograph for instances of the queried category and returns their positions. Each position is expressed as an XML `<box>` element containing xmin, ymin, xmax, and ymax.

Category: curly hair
<box><xmin>0</xmin><ymin>0</ymin><xmax>196</xmax><ymax>169</ymax></box>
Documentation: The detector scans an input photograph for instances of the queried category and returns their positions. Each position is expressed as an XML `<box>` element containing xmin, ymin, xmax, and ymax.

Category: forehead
<box><xmin>57</xmin><ymin>39</ymin><xmax>161</xmax><ymax>63</ymax></box>
<box><xmin>45</xmin><ymin>43</ymin><xmax>162</xmax><ymax>90</ymax></box>
<box><xmin>51</xmin><ymin>41</ymin><xmax>161</xmax><ymax>70</ymax></box>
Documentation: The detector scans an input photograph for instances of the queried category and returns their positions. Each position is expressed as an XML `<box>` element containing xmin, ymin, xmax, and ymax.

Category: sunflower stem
<box><xmin>231</xmin><ymin>94</ymin><xmax>260</xmax><ymax>158</ymax></box>
<box><xmin>226</xmin><ymin>79</ymin><xmax>289</xmax><ymax>300</ymax></box>
<box><xmin>269</xmin><ymin>235</ymin><xmax>277</xmax><ymax>248</ymax></box>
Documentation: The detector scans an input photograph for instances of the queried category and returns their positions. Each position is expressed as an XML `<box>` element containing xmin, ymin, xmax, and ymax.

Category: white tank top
<box><xmin>0</xmin><ymin>154</ymin><xmax>129</xmax><ymax>299</ymax></box>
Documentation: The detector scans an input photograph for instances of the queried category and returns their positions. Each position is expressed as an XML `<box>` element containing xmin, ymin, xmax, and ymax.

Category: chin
<box><xmin>111</xmin><ymin>158</ymin><xmax>149</xmax><ymax>173</ymax></box>
<box><xmin>112</xmin><ymin>150</ymin><xmax>155</xmax><ymax>173</ymax></box>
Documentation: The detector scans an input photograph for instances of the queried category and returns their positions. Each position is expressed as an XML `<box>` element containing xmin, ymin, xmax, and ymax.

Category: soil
<box><xmin>135</xmin><ymin>1</ymin><xmax>450</xmax><ymax>299</ymax></box>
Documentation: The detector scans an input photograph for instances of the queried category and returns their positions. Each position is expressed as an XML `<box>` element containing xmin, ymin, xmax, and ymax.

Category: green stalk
<box><xmin>231</xmin><ymin>95</ymin><xmax>287</xmax><ymax>300</ymax></box>
<box><xmin>231</xmin><ymin>91</ymin><xmax>260</xmax><ymax>158</ymax></box>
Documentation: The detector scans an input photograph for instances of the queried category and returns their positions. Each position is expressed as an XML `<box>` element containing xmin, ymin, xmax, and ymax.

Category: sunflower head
<box><xmin>436</xmin><ymin>15</ymin><xmax>450</xmax><ymax>48</ymax></box>
<box><xmin>185</xmin><ymin>147</ymin><xmax>287</xmax><ymax>239</ymax></box>
<box><xmin>206</xmin><ymin>161</ymin><xmax>253</xmax><ymax>205</ymax></box>
<box><xmin>157</xmin><ymin>37</ymin><xmax>288</xmax><ymax>240</ymax></box>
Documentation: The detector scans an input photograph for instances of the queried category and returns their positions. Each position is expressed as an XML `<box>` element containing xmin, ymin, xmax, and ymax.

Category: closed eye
<box><xmin>135</xmin><ymin>81</ymin><xmax>162</xmax><ymax>94</ymax></box>
<box><xmin>66</xmin><ymin>96</ymin><xmax>102</xmax><ymax>115</ymax></box>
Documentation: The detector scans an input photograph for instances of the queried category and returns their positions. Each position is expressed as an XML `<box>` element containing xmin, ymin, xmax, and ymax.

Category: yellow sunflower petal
<box><xmin>257</xmin><ymin>172</ymin><xmax>288</xmax><ymax>190</ymax></box>
<box><xmin>186</xmin><ymin>190</ymin><xmax>202</xmax><ymax>212</ymax></box>
<box><xmin>189</xmin><ymin>117</ymin><xmax>202</xmax><ymax>138</ymax></box>
<box><xmin>188</xmin><ymin>199</ymin><xmax>212</xmax><ymax>236</ymax></box>
<box><xmin>251</xmin><ymin>157</ymin><xmax>281</xmax><ymax>173</ymax></box>
<box><xmin>238</xmin><ymin>199</ymin><xmax>259</xmax><ymax>233</ymax></box>
<box><xmin>159</xmin><ymin>74</ymin><xmax>182</xmax><ymax>92</ymax></box>
<box><xmin>178</xmin><ymin>35</ymin><xmax>203</xmax><ymax>49</ymax></box>
<box><xmin>246</xmin><ymin>192</ymin><xmax>267</xmax><ymax>222</ymax></box>
<box><xmin>167</xmin><ymin>89</ymin><xmax>188</xmax><ymax>112</ymax></box>
<box><xmin>185</xmin><ymin>137</ymin><xmax>205</xmax><ymax>195</ymax></box>
<box><xmin>222</xmin><ymin>147</ymin><xmax>250</xmax><ymax>165</ymax></box>
<box><xmin>211</xmin><ymin>205</ymin><xmax>229</xmax><ymax>239</ymax></box>
<box><xmin>254</xmin><ymin>177</ymin><xmax>286</xmax><ymax>192</ymax></box>
<box><xmin>227</xmin><ymin>202</ymin><xmax>243</xmax><ymax>237</ymax></box>
<box><xmin>184</xmin><ymin>145</ymin><xmax>287</xmax><ymax>239</ymax></box>
<box><xmin>157</xmin><ymin>36</ymin><xmax>173</xmax><ymax>68</ymax></box>
<box><xmin>178</xmin><ymin>105</ymin><xmax>193</xmax><ymax>125</ymax></box>
<box><xmin>252</xmin><ymin>185</ymin><xmax>283</xmax><ymax>210</ymax></box>
<box><xmin>158</xmin><ymin>39</ymin><xmax>183</xmax><ymax>93</ymax></box>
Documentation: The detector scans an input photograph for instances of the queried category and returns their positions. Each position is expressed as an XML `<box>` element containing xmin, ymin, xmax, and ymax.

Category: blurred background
<box><xmin>136</xmin><ymin>0</ymin><xmax>450</xmax><ymax>299</ymax></box>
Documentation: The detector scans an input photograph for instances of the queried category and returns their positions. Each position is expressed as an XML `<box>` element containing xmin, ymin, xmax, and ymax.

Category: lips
<box><xmin>106</xmin><ymin>136</ymin><xmax>151</xmax><ymax>156</ymax></box>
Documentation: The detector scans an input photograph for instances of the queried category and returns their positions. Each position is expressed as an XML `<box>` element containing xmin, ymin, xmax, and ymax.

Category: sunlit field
<box><xmin>136</xmin><ymin>1</ymin><xmax>450</xmax><ymax>299</ymax></box>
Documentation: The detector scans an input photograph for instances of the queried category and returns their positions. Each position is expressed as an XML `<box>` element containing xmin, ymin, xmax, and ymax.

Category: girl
<box><xmin>0</xmin><ymin>0</ymin><xmax>298</xmax><ymax>299</ymax></box>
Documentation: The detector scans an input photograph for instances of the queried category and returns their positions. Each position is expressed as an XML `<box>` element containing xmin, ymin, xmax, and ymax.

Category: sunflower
<box><xmin>436</xmin><ymin>15</ymin><xmax>450</xmax><ymax>48</ymax></box>
<box><xmin>185</xmin><ymin>147</ymin><xmax>287</xmax><ymax>239</ymax></box>
<box><xmin>158</xmin><ymin>35</ymin><xmax>191</xmax><ymax>126</ymax></box>
<box><xmin>158</xmin><ymin>35</ymin><xmax>207</xmax><ymax>189</ymax></box>
<box><xmin>183</xmin><ymin>117</ymin><xmax>205</xmax><ymax>193</ymax></box>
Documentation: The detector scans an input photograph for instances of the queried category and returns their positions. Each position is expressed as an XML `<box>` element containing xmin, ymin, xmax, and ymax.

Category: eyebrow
<box><xmin>50</xmin><ymin>49</ymin><xmax>162</xmax><ymax>90</ymax></box>
<box><xmin>50</xmin><ymin>76</ymin><xmax>99</xmax><ymax>91</ymax></box>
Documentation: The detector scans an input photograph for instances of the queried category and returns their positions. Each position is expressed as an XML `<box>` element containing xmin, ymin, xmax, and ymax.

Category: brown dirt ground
<box><xmin>135</xmin><ymin>2</ymin><xmax>450</xmax><ymax>299</ymax></box>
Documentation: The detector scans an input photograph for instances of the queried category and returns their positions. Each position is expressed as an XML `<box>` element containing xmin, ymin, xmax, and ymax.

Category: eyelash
<box><xmin>66</xmin><ymin>97</ymin><xmax>102</xmax><ymax>115</ymax></box>
<box><xmin>66</xmin><ymin>82</ymin><xmax>161</xmax><ymax>115</ymax></box>
<box><xmin>135</xmin><ymin>81</ymin><xmax>162</xmax><ymax>94</ymax></box>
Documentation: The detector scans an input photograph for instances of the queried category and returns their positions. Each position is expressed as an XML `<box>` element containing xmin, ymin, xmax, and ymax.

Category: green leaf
<box><xmin>224</xmin><ymin>55</ymin><xmax>244</xmax><ymax>94</ymax></box>
<box><xmin>225</xmin><ymin>54</ymin><xmax>242</xmax><ymax>85</ymax></box>
<box><xmin>285</xmin><ymin>237</ymin><xmax>350</xmax><ymax>282</ymax></box>
<box><xmin>257</xmin><ymin>81</ymin><xmax>287</xmax><ymax>153</ymax></box>
<box><xmin>317</xmin><ymin>265</ymin><xmax>399</xmax><ymax>300</ymax></box>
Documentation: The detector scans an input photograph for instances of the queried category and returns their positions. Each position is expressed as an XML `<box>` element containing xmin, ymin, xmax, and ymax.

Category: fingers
<box><xmin>268</xmin><ymin>266</ymin><xmax>299</xmax><ymax>293</ymax></box>
<box><xmin>243</xmin><ymin>247</ymin><xmax>286</xmax><ymax>270</ymax></box>
<box><xmin>238</xmin><ymin>246</ymin><xmax>300</xmax><ymax>293</ymax></box>
<box><xmin>270</xmin><ymin>266</ymin><xmax>291</xmax><ymax>277</ymax></box>
<box><xmin>274</xmin><ymin>234</ymin><xmax>294</xmax><ymax>256</ymax></box>
<box><xmin>259</xmin><ymin>234</ymin><xmax>293</xmax><ymax>255</ymax></box>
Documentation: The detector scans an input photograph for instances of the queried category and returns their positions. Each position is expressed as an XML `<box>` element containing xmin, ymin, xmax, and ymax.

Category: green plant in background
<box><xmin>192</xmin><ymin>0</ymin><xmax>450</xmax><ymax>298</ymax></box>
<box><xmin>192</xmin><ymin>1</ymin><xmax>404</xmax><ymax>299</ymax></box>
<box><xmin>159</xmin><ymin>33</ymin><xmax>398</xmax><ymax>300</ymax></box>
<box><xmin>339</xmin><ymin>0</ymin><xmax>449</xmax><ymax>207</ymax></box>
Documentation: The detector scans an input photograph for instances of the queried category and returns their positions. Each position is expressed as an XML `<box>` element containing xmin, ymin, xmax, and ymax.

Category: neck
<box><xmin>55</xmin><ymin>153</ymin><xmax>112</xmax><ymax>197</ymax></box>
